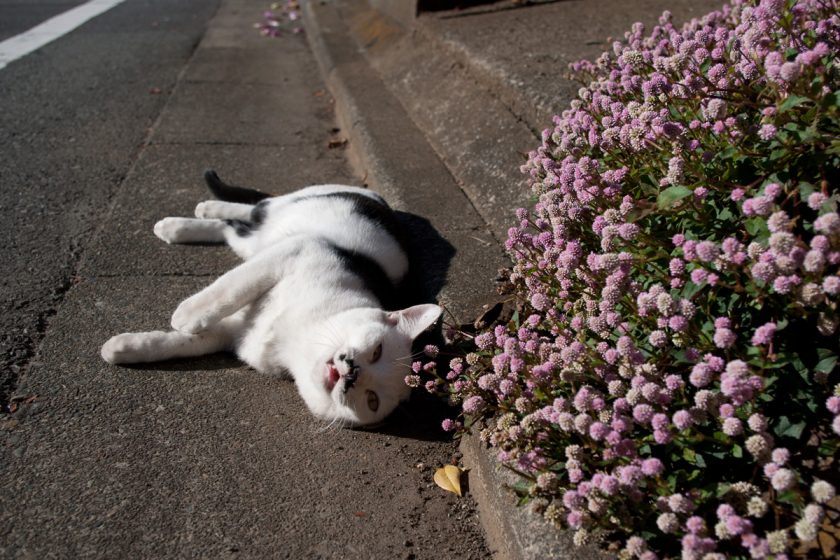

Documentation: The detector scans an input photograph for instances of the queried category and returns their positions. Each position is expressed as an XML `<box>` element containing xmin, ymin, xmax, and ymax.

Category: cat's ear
<box><xmin>388</xmin><ymin>304</ymin><xmax>442</xmax><ymax>340</ymax></box>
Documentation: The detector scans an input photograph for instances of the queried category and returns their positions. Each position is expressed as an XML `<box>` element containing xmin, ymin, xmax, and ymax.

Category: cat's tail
<box><xmin>204</xmin><ymin>169</ymin><xmax>272</xmax><ymax>204</ymax></box>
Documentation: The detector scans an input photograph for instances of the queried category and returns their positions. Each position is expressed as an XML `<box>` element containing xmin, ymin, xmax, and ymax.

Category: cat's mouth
<box><xmin>325</xmin><ymin>362</ymin><xmax>341</xmax><ymax>392</ymax></box>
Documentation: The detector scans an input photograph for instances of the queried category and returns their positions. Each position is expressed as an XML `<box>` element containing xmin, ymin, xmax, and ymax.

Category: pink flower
<box><xmin>696</xmin><ymin>241</ymin><xmax>719</xmax><ymax>262</ymax></box>
<box><xmin>713</xmin><ymin>327</ymin><xmax>736</xmax><ymax>348</ymax></box>
<box><xmin>779</xmin><ymin>62</ymin><xmax>801</xmax><ymax>82</ymax></box>
<box><xmin>689</xmin><ymin>364</ymin><xmax>712</xmax><ymax>388</ymax></box>
<box><xmin>530</xmin><ymin>292</ymin><xmax>550</xmax><ymax>310</ymax></box>
<box><xmin>771</xmin><ymin>468</ymin><xmax>795</xmax><ymax>491</ymax></box>
<box><xmin>633</xmin><ymin>404</ymin><xmax>654</xmax><ymax>424</ymax></box>
<box><xmin>808</xmin><ymin>192</ymin><xmax>827</xmax><ymax>210</ymax></box>
<box><xmin>589</xmin><ymin>421</ymin><xmax>610</xmax><ymax>440</ymax></box>
<box><xmin>725</xmin><ymin>515</ymin><xmax>751</xmax><ymax>536</ymax></box>
<box><xmin>462</xmin><ymin>395</ymin><xmax>485</xmax><ymax>414</ymax></box>
<box><xmin>641</xmin><ymin>458</ymin><xmax>664</xmax><ymax>476</ymax></box>
<box><xmin>771</xmin><ymin>448</ymin><xmax>790</xmax><ymax>465</ymax></box>
<box><xmin>690</xmin><ymin>269</ymin><xmax>708</xmax><ymax>284</ymax></box>
<box><xmin>751</xmin><ymin>322</ymin><xmax>776</xmax><ymax>346</ymax></box>
<box><xmin>649</xmin><ymin>330</ymin><xmax>667</xmax><ymax>347</ymax></box>
<box><xmin>722</xmin><ymin>417</ymin><xmax>743</xmax><ymax>436</ymax></box>
<box><xmin>823</xmin><ymin>276</ymin><xmax>840</xmax><ymax>295</ymax></box>
<box><xmin>758</xmin><ymin>124</ymin><xmax>777</xmax><ymax>140</ymax></box>
<box><xmin>685</xmin><ymin>516</ymin><xmax>706</xmax><ymax>534</ymax></box>
<box><xmin>672</xmin><ymin>410</ymin><xmax>693</xmax><ymax>431</ymax></box>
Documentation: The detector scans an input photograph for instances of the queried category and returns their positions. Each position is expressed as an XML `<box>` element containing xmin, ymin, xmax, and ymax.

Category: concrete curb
<box><xmin>461</xmin><ymin>434</ymin><xmax>610</xmax><ymax>560</ymax></box>
<box><xmin>302</xmin><ymin>2</ymin><xmax>603</xmax><ymax>559</ymax></box>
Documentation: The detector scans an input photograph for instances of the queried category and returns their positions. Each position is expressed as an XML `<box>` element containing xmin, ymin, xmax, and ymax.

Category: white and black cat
<box><xmin>101</xmin><ymin>171</ymin><xmax>442</xmax><ymax>427</ymax></box>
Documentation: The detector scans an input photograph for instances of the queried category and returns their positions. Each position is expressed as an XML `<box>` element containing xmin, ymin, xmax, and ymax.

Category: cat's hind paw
<box><xmin>101</xmin><ymin>332</ymin><xmax>160</xmax><ymax>364</ymax></box>
<box><xmin>153</xmin><ymin>217</ymin><xmax>187</xmax><ymax>244</ymax></box>
<box><xmin>154</xmin><ymin>217</ymin><xmax>226</xmax><ymax>244</ymax></box>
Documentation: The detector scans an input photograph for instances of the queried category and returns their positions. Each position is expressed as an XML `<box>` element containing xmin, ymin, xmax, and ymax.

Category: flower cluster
<box><xmin>417</xmin><ymin>1</ymin><xmax>840</xmax><ymax>557</ymax></box>
<box><xmin>254</xmin><ymin>1</ymin><xmax>302</xmax><ymax>37</ymax></box>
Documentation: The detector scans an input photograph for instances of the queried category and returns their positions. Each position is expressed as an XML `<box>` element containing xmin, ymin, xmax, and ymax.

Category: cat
<box><xmin>101</xmin><ymin>171</ymin><xmax>442</xmax><ymax>427</ymax></box>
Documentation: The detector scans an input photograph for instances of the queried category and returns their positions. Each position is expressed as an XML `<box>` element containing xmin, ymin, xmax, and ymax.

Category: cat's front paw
<box><xmin>101</xmin><ymin>332</ymin><xmax>153</xmax><ymax>364</ymax></box>
<box><xmin>171</xmin><ymin>297</ymin><xmax>211</xmax><ymax>334</ymax></box>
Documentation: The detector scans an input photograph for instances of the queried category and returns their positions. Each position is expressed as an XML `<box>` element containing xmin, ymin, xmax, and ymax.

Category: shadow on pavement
<box><xmin>397</xmin><ymin>210</ymin><xmax>456</xmax><ymax>307</ymax></box>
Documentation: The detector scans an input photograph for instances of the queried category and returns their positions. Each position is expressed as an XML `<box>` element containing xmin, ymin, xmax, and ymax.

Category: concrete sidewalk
<box><xmin>302</xmin><ymin>1</ymin><xmax>723</xmax><ymax>558</ymax></box>
<box><xmin>1</xmin><ymin>0</ymin><xmax>490</xmax><ymax>557</ymax></box>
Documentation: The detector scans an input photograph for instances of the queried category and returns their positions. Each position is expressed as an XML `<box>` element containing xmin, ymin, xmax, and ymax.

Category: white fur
<box><xmin>102</xmin><ymin>185</ymin><xmax>441</xmax><ymax>426</ymax></box>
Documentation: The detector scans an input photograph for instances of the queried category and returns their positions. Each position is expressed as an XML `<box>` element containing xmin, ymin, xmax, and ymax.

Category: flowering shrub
<box><xmin>415</xmin><ymin>1</ymin><xmax>840</xmax><ymax>557</ymax></box>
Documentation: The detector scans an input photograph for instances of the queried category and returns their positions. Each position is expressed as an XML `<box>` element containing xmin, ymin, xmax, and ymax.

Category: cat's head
<box><xmin>297</xmin><ymin>303</ymin><xmax>442</xmax><ymax>427</ymax></box>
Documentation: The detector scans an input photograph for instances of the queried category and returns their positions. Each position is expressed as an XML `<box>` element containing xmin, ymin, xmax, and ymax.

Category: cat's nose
<box><xmin>342</xmin><ymin>365</ymin><xmax>360</xmax><ymax>393</ymax></box>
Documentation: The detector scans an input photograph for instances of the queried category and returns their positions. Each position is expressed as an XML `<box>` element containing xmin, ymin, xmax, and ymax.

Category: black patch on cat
<box><xmin>325</xmin><ymin>241</ymin><xmax>399</xmax><ymax>310</ymax></box>
<box><xmin>225</xmin><ymin>219</ymin><xmax>253</xmax><ymax>237</ymax></box>
<box><xmin>251</xmin><ymin>199</ymin><xmax>270</xmax><ymax>225</ymax></box>
<box><xmin>298</xmin><ymin>192</ymin><xmax>408</xmax><ymax>254</ymax></box>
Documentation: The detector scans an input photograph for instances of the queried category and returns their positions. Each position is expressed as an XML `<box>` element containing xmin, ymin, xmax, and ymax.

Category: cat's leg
<box><xmin>153</xmin><ymin>217</ymin><xmax>228</xmax><ymax>244</ymax></box>
<box><xmin>170</xmin><ymin>244</ymin><xmax>292</xmax><ymax>333</ymax></box>
<box><xmin>194</xmin><ymin>201</ymin><xmax>254</xmax><ymax>221</ymax></box>
<box><xmin>101</xmin><ymin>316</ymin><xmax>241</xmax><ymax>364</ymax></box>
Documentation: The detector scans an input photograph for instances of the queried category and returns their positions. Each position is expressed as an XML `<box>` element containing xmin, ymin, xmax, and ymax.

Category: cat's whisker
<box><xmin>393</xmin><ymin>350</ymin><xmax>425</xmax><ymax>363</ymax></box>
<box><xmin>308</xmin><ymin>340</ymin><xmax>336</xmax><ymax>349</ymax></box>
<box><xmin>314</xmin><ymin>319</ymin><xmax>343</xmax><ymax>352</ymax></box>
<box><xmin>317</xmin><ymin>415</ymin><xmax>341</xmax><ymax>433</ymax></box>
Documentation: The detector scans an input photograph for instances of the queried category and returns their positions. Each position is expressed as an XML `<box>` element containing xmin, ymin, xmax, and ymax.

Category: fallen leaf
<box><xmin>433</xmin><ymin>464</ymin><xmax>463</xmax><ymax>496</ymax></box>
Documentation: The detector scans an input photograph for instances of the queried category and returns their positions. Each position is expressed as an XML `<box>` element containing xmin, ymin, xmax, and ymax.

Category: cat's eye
<box><xmin>366</xmin><ymin>390</ymin><xmax>379</xmax><ymax>412</ymax></box>
<box><xmin>371</xmin><ymin>343</ymin><xmax>383</xmax><ymax>363</ymax></box>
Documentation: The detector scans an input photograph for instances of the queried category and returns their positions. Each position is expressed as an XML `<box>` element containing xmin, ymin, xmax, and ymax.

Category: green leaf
<box><xmin>683</xmin><ymin>448</ymin><xmax>696</xmax><ymax>463</ymax></box>
<box><xmin>732</xmin><ymin>444</ymin><xmax>743</xmax><ymax>458</ymax></box>
<box><xmin>798</xmin><ymin>182</ymin><xmax>816</xmax><ymax>200</ymax></box>
<box><xmin>819</xmin><ymin>439</ymin><xmax>839</xmax><ymax>457</ymax></box>
<box><xmin>779</xmin><ymin>94</ymin><xmax>809</xmax><ymax>113</ymax></box>
<box><xmin>745</xmin><ymin>217</ymin><xmax>770</xmax><ymax>241</ymax></box>
<box><xmin>775</xmin><ymin>416</ymin><xmax>807</xmax><ymax>439</ymax></box>
<box><xmin>776</xmin><ymin>490</ymin><xmax>802</xmax><ymax>506</ymax></box>
<box><xmin>817</xmin><ymin>347</ymin><xmax>835</xmax><ymax>359</ymax></box>
<box><xmin>769</xmin><ymin>148</ymin><xmax>788</xmax><ymax>161</ymax></box>
<box><xmin>657</xmin><ymin>185</ymin><xmax>693</xmax><ymax>210</ymax></box>
<box><xmin>815</xmin><ymin>354</ymin><xmax>837</xmax><ymax>374</ymax></box>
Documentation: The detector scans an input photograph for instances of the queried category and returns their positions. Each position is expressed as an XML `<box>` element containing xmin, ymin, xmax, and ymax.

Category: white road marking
<box><xmin>0</xmin><ymin>0</ymin><xmax>128</xmax><ymax>71</ymax></box>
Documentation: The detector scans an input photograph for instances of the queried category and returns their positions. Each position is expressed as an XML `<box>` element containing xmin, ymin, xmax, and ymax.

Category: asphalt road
<box><xmin>0</xmin><ymin>0</ymin><xmax>221</xmax><ymax>408</ymax></box>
